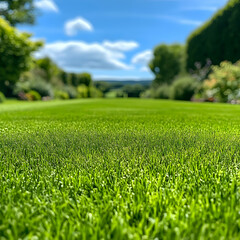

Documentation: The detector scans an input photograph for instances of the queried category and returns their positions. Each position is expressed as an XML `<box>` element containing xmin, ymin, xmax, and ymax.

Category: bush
<box><xmin>30</xmin><ymin>78</ymin><xmax>53</xmax><ymax>98</ymax></box>
<box><xmin>140</xmin><ymin>89</ymin><xmax>152</xmax><ymax>98</ymax></box>
<box><xmin>203</xmin><ymin>61</ymin><xmax>240</xmax><ymax>103</ymax></box>
<box><xmin>122</xmin><ymin>84</ymin><xmax>145</xmax><ymax>98</ymax></box>
<box><xmin>0</xmin><ymin>92</ymin><xmax>6</xmax><ymax>103</ymax></box>
<box><xmin>154</xmin><ymin>85</ymin><xmax>170</xmax><ymax>99</ymax></box>
<box><xmin>89</xmin><ymin>87</ymin><xmax>103</xmax><ymax>98</ymax></box>
<box><xmin>77</xmin><ymin>85</ymin><xmax>88</xmax><ymax>98</ymax></box>
<box><xmin>63</xmin><ymin>86</ymin><xmax>77</xmax><ymax>99</ymax></box>
<box><xmin>26</xmin><ymin>90</ymin><xmax>41</xmax><ymax>101</ymax></box>
<box><xmin>186</xmin><ymin>0</ymin><xmax>240</xmax><ymax>70</ymax></box>
<box><xmin>170</xmin><ymin>76</ymin><xmax>198</xmax><ymax>101</ymax></box>
<box><xmin>54</xmin><ymin>90</ymin><xmax>69</xmax><ymax>100</ymax></box>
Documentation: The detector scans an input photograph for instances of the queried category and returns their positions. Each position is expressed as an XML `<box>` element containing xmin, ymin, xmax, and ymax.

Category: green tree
<box><xmin>0</xmin><ymin>17</ymin><xmax>42</xmax><ymax>96</ymax></box>
<box><xmin>70</xmin><ymin>73</ymin><xmax>78</xmax><ymax>87</ymax></box>
<box><xmin>0</xmin><ymin>0</ymin><xmax>35</xmax><ymax>26</ymax></box>
<box><xmin>77</xmin><ymin>73</ymin><xmax>92</xmax><ymax>87</ymax></box>
<box><xmin>60</xmin><ymin>71</ymin><xmax>69</xmax><ymax>85</ymax></box>
<box><xmin>149</xmin><ymin>44</ymin><xmax>185</xmax><ymax>85</ymax></box>
<box><xmin>35</xmin><ymin>57</ymin><xmax>61</xmax><ymax>82</ymax></box>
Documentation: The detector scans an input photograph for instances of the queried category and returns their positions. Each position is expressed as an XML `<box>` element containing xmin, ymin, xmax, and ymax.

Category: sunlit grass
<box><xmin>0</xmin><ymin>99</ymin><xmax>240</xmax><ymax>239</ymax></box>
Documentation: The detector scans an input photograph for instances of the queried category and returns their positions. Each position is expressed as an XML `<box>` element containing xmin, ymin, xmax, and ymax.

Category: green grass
<box><xmin>1</xmin><ymin>98</ymin><xmax>240</xmax><ymax>240</ymax></box>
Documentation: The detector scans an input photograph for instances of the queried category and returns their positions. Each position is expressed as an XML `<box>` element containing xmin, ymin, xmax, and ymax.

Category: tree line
<box><xmin>1</xmin><ymin>0</ymin><xmax>240</xmax><ymax>102</ymax></box>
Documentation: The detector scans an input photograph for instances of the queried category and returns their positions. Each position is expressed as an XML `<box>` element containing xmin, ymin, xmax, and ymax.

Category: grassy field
<box><xmin>1</xmin><ymin>99</ymin><xmax>240</xmax><ymax>240</ymax></box>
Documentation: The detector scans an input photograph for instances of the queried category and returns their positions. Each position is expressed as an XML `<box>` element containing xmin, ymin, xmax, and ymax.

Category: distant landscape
<box><xmin>1</xmin><ymin>0</ymin><xmax>240</xmax><ymax>239</ymax></box>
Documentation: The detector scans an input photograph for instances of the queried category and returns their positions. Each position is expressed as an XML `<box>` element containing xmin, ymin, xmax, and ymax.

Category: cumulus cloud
<box><xmin>103</xmin><ymin>41</ymin><xmax>139</xmax><ymax>51</ymax></box>
<box><xmin>35</xmin><ymin>0</ymin><xmax>58</xmax><ymax>12</ymax></box>
<box><xmin>0</xmin><ymin>2</ymin><xmax>8</xmax><ymax>10</ymax></box>
<box><xmin>36</xmin><ymin>41</ymin><xmax>139</xmax><ymax>71</ymax></box>
<box><xmin>132</xmin><ymin>50</ymin><xmax>153</xmax><ymax>65</ymax></box>
<box><xmin>65</xmin><ymin>17</ymin><xmax>93</xmax><ymax>36</ymax></box>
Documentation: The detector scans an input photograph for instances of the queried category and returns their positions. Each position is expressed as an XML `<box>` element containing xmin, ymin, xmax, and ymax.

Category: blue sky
<box><xmin>20</xmin><ymin>0</ymin><xmax>228</xmax><ymax>80</ymax></box>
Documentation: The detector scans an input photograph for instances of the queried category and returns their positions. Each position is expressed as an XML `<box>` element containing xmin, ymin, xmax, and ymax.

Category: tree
<box><xmin>0</xmin><ymin>0</ymin><xmax>35</xmax><ymax>26</ymax></box>
<box><xmin>0</xmin><ymin>17</ymin><xmax>42</xmax><ymax>96</ymax></box>
<box><xmin>149</xmin><ymin>44</ymin><xmax>185</xmax><ymax>85</ymax></box>
<box><xmin>35</xmin><ymin>57</ymin><xmax>61</xmax><ymax>82</ymax></box>
<box><xmin>77</xmin><ymin>73</ymin><xmax>92</xmax><ymax>87</ymax></box>
<box><xmin>186</xmin><ymin>0</ymin><xmax>240</xmax><ymax>71</ymax></box>
<box><xmin>70</xmin><ymin>73</ymin><xmax>78</xmax><ymax>87</ymax></box>
<box><xmin>122</xmin><ymin>84</ymin><xmax>145</xmax><ymax>98</ymax></box>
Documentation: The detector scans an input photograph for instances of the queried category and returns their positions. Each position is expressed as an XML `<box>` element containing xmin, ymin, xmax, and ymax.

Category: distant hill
<box><xmin>93</xmin><ymin>79</ymin><xmax>152</xmax><ymax>87</ymax></box>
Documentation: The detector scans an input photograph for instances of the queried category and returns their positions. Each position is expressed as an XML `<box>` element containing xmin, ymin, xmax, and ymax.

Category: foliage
<box><xmin>149</xmin><ymin>44</ymin><xmax>185</xmax><ymax>85</ymax></box>
<box><xmin>189</xmin><ymin>59</ymin><xmax>212</xmax><ymax>82</ymax></box>
<box><xmin>0</xmin><ymin>17</ymin><xmax>42</xmax><ymax>96</ymax></box>
<box><xmin>154</xmin><ymin>84</ymin><xmax>170</xmax><ymax>99</ymax></box>
<box><xmin>94</xmin><ymin>81</ymin><xmax>112</xmax><ymax>94</ymax></box>
<box><xmin>63</xmin><ymin>85</ymin><xmax>78</xmax><ymax>99</ymax></box>
<box><xmin>35</xmin><ymin>57</ymin><xmax>61</xmax><ymax>82</ymax></box>
<box><xmin>0</xmin><ymin>0</ymin><xmax>35</xmax><ymax>26</ymax></box>
<box><xmin>89</xmin><ymin>86</ymin><xmax>103</xmax><ymax>98</ymax></box>
<box><xmin>0</xmin><ymin>91</ymin><xmax>5</xmax><ymax>103</ymax></box>
<box><xmin>30</xmin><ymin>79</ymin><xmax>53</xmax><ymax>98</ymax></box>
<box><xmin>203</xmin><ymin>61</ymin><xmax>240</xmax><ymax>103</ymax></box>
<box><xmin>170</xmin><ymin>76</ymin><xmax>198</xmax><ymax>101</ymax></box>
<box><xmin>140</xmin><ymin>89</ymin><xmax>153</xmax><ymax>98</ymax></box>
<box><xmin>122</xmin><ymin>84</ymin><xmax>146</xmax><ymax>98</ymax></box>
<box><xmin>77</xmin><ymin>84</ymin><xmax>88</xmax><ymax>98</ymax></box>
<box><xmin>1</xmin><ymin>99</ymin><xmax>240</xmax><ymax>239</ymax></box>
<box><xmin>54</xmin><ymin>90</ymin><xmax>69</xmax><ymax>100</ymax></box>
<box><xmin>26</xmin><ymin>90</ymin><xmax>41</xmax><ymax>101</ymax></box>
<box><xmin>14</xmin><ymin>73</ymin><xmax>54</xmax><ymax>98</ymax></box>
<box><xmin>186</xmin><ymin>0</ymin><xmax>240</xmax><ymax>70</ymax></box>
<box><xmin>60</xmin><ymin>71</ymin><xmax>69</xmax><ymax>85</ymax></box>
<box><xmin>77</xmin><ymin>73</ymin><xmax>92</xmax><ymax>87</ymax></box>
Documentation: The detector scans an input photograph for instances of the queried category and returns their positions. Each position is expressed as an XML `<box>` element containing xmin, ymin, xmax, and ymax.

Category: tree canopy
<box><xmin>149</xmin><ymin>44</ymin><xmax>185</xmax><ymax>85</ymax></box>
<box><xmin>0</xmin><ymin>17</ymin><xmax>42</xmax><ymax>95</ymax></box>
<box><xmin>0</xmin><ymin>0</ymin><xmax>35</xmax><ymax>26</ymax></box>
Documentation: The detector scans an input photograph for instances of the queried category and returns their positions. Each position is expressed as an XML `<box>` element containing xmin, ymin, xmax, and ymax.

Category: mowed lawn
<box><xmin>1</xmin><ymin>99</ymin><xmax>240</xmax><ymax>240</ymax></box>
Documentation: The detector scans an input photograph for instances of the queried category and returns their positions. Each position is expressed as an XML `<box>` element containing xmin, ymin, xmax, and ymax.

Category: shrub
<box><xmin>54</xmin><ymin>90</ymin><xmax>69</xmax><ymax>100</ymax></box>
<box><xmin>89</xmin><ymin>87</ymin><xmax>103</xmax><ymax>98</ymax></box>
<box><xmin>0</xmin><ymin>92</ymin><xmax>6</xmax><ymax>103</ymax></box>
<box><xmin>30</xmin><ymin>78</ymin><xmax>53</xmax><ymax>98</ymax></box>
<box><xmin>154</xmin><ymin>85</ymin><xmax>170</xmax><ymax>99</ymax></box>
<box><xmin>170</xmin><ymin>76</ymin><xmax>198</xmax><ymax>101</ymax></box>
<box><xmin>140</xmin><ymin>89</ymin><xmax>152</xmax><ymax>98</ymax></box>
<box><xmin>26</xmin><ymin>90</ymin><xmax>41</xmax><ymax>101</ymax></box>
<box><xmin>122</xmin><ymin>84</ymin><xmax>145</xmax><ymax>98</ymax></box>
<box><xmin>63</xmin><ymin>86</ymin><xmax>77</xmax><ymax>99</ymax></box>
<box><xmin>203</xmin><ymin>61</ymin><xmax>240</xmax><ymax>103</ymax></box>
<box><xmin>186</xmin><ymin>0</ymin><xmax>240</xmax><ymax>70</ymax></box>
<box><xmin>77</xmin><ymin>85</ymin><xmax>88</xmax><ymax>98</ymax></box>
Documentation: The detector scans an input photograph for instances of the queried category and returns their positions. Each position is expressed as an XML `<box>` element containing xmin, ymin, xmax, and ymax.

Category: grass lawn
<box><xmin>1</xmin><ymin>99</ymin><xmax>240</xmax><ymax>239</ymax></box>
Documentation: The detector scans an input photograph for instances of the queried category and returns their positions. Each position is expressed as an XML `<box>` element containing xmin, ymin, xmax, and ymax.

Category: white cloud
<box><xmin>159</xmin><ymin>16</ymin><xmax>202</xmax><ymax>26</ymax></box>
<box><xmin>178</xmin><ymin>19</ymin><xmax>202</xmax><ymax>26</ymax></box>
<box><xmin>36</xmin><ymin>41</ymin><xmax>139</xmax><ymax>71</ymax></box>
<box><xmin>35</xmin><ymin>0</ymin><xmax>58</xmax><ymax>12</ymax></box>
<box><xmin>181</xmin><ymin>6</ymin><xmax>218</xmax><ymax>12</ymax></box>
<box><xmin>0</xmin><ymin>2</ymin><xmax>8</xmax><ymax>10</ymax></box>
<box><xmin>132</xmin><ymin>50</ymin><xmax>153</xmax><ymax>65</ymax></box>
<box><xmin>65</xmin><ymin>17</ymin><xmax>93</xmax><ymax>36</ymax></box>
<box><xmin>103</xmin><ymin>41</ymin><xmax>139</xmax><ymax>51</ymax></box>
<box><xmin>140</xmin><ymin>66</ymin><xmax>151</xmax><ymax>72</ymax></box>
